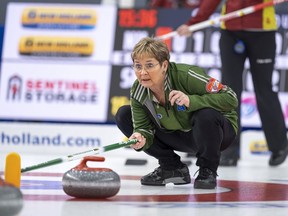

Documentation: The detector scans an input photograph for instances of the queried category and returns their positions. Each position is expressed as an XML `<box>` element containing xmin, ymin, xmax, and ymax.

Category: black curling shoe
<box><xmin>269</xmin><ymin>145</ymin><xmax>288</xmax><ymax>166</ymax></box>
<box><xmin>194</xmin><ymin>167</ymin><xmax>217</xmax><ymax>189</ymax></box>
<box><xmin>141</xmin><ymin>164</ymin><xmax>191</xmax><ymax>186</ymax></box>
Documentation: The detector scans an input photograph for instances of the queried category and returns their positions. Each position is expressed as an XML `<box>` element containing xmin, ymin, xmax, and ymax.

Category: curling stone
<box><xmin>62</xmin><ymin>156</ymin><xmax>120</xmax><ymax>198</ymax></box>
<box><xmin>0</xmin><ymin>177</ymin><xmax>23</xmax><ymax>216</ymax></box>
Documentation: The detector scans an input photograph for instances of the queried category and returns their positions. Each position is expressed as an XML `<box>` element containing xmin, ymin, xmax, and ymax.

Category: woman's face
<box><xmin>133</xmin><ymin>56</ymin><xmax>167</xmax><ymax>89</ymax></box>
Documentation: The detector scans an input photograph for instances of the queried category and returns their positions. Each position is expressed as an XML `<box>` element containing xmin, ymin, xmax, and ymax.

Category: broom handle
<box><xmin>21</xmin><ymin>139</ymin><xmax>138</xmax><ymax>173</ymax></box>
<box><xmin>157</xmin><ymin>0</ymin><xmax>287</xmax><ymax>40</ymax></box>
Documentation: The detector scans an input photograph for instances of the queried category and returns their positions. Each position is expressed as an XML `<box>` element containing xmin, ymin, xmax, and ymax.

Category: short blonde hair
<box><xmin>131</xmin><ymin>37</ymin><xmax>170</xmax><ymax>64</ymax></box>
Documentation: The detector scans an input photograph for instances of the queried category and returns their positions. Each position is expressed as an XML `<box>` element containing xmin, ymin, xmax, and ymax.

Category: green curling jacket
<box><xmin>130</xmin><ymin>62</ymin><xmax>238</xmax><ymax>150</ymax></box>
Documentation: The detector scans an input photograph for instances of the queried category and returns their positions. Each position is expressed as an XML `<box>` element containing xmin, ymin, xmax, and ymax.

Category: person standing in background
<box><xmin>176</xmin><ymin>0</ymin><xmax>288</xmax><ymax>166</ymax></box>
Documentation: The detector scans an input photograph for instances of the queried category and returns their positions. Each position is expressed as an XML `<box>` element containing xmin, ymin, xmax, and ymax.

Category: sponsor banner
<box><xmin>0</xmin><ymin>62</ymin><xmax>111</xmax><ymax>122</ymax></box>
<box><xmin>241</xmin><ymin>91</ymin><xmax>288</xmax><ymax>127</ymax></box>
<box><xmin>18</xmin><ymin>36</ymin><xmax>94</xmax><ymax>57</ymax></box>
<box><xmin>0</xmin><ymin>122</ymin><xmax>125</xmax><ymax>155</ymax></box>
<box><xmin>2</xmin><ymin>3</ymin><xmax>116</xmax><ymax>62</ymax></box>
<box><xmin>240</xmin><ymin>130</ymin><xmax>271</xmax><ymax>162</ymax></box>
<box><xmin>21</xmin><ymin>7</ymin><xmax>97</xmax><ymax>29</ymax></box>
<box><xmin>240</xmin><ymin>130</ymin><xmax>288</xmax><ymax>164</ymax></box>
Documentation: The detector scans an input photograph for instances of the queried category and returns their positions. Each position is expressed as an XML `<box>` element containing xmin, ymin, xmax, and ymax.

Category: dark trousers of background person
<box><xmin>115</xmin><ymin>106</ymin><xmax>236</xmax><ymax>172</ymax></box>
<box><xmin>219</xmin><ymin>30</ymin><xmax>288</xmax><ymax>160</ymax></box>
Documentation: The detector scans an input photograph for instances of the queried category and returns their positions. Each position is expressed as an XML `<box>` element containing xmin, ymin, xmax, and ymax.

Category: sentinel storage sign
<box><xmin>0</xmin><ymin>3</ymin><xmax>116</xmax><ymax>122</ymax></box>
<box><xmin>0</xmin><ymin>63</ymin><xmax>111</xmax><ymax>122</ymax></box>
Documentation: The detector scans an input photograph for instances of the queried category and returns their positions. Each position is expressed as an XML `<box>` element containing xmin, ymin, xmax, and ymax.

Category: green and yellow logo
<box><xmin>19</xmin><ymin>36</ymin><xmax>94</xmax><ymax>57</ymax></box>
<box><xmin>21</xmin><ymin>8</ymin><xmax>97</xmax><ymax>29</ymax></box>
<box><xmin>249</xmin><ymin>140</ymin><xmax>269</xmax><ymax>155</ymax></box>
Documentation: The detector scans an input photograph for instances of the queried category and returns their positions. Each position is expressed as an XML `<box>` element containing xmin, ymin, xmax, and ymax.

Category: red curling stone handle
<box><xmin>72</xmin><ymin>156</ymin><xmax>112</xmax><ymax>172</ymax></box>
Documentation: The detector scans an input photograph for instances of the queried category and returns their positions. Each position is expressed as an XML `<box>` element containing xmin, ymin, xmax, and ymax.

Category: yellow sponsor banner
<box><xmin>21</xmin><ymin>8</ymin><xmax>97</xmax><ymax>29</ymax></box>
<box><xmin>19</xmin><ymin>36</ymin><xmax>94</xmax><ymax>57</ymax></box>
<box><xmin>249</xmin><ymin>140</ymin><xmax>269</xmax><ymax>155</ymax></box>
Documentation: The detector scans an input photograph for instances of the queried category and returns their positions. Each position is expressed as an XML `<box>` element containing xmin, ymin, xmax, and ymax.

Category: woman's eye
<box><xmin>135</xmin><ymin>64</ymin><xmax>142</xmax><ymax>70</ymax></box>
<box><xmin>146</xmin><ymin>64</ymin><xmax>153</xmax><ymax>69</ymax></box>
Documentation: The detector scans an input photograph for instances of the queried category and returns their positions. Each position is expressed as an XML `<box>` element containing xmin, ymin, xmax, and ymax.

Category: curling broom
<box><xmin>157</xmin><ymin>0</ymin><xmax>288</xmax><ymax>40</ymax></box>
<box><xmin>4</xmin><ymin>139</ymin><xmax>138</xmax><ymax>176</ymax></box>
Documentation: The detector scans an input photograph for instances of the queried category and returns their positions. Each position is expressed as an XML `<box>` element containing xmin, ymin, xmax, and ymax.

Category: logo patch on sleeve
<box><xmin>206</xmin><ymin>78</ymin><xmax>224</xmax><ymax>93</ymax></box>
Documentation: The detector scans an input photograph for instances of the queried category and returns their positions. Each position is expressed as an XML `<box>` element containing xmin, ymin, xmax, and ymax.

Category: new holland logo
<box><xmin>249</xmin><ymin>140</ymin><xmax>269</xmax><ymax>155</ymax></box>
<box><xmin>7</xmin><ymin>75</ymin><xmax>22</xmax><ymax>101</ymax></box>
<box><xmin>19</xmin><ymin>36</ymin><xmax>94</xmax><ymax>57</ymax></box>
<box><xmin>21</xmin><ymin>8</ymin><xmax>97</xmax><ymax>29</ymax></box>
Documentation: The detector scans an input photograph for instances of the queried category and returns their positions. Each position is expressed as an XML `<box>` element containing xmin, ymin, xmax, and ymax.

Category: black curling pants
<box><xmin>220</xmin><ymin>30</ymin><xmax>288</xmax><ymax>159</ymax></box>
<box><xmin>115</xmin><ymin>105</ymin><xmax>236</xmax><ymax>172</ymax></box>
